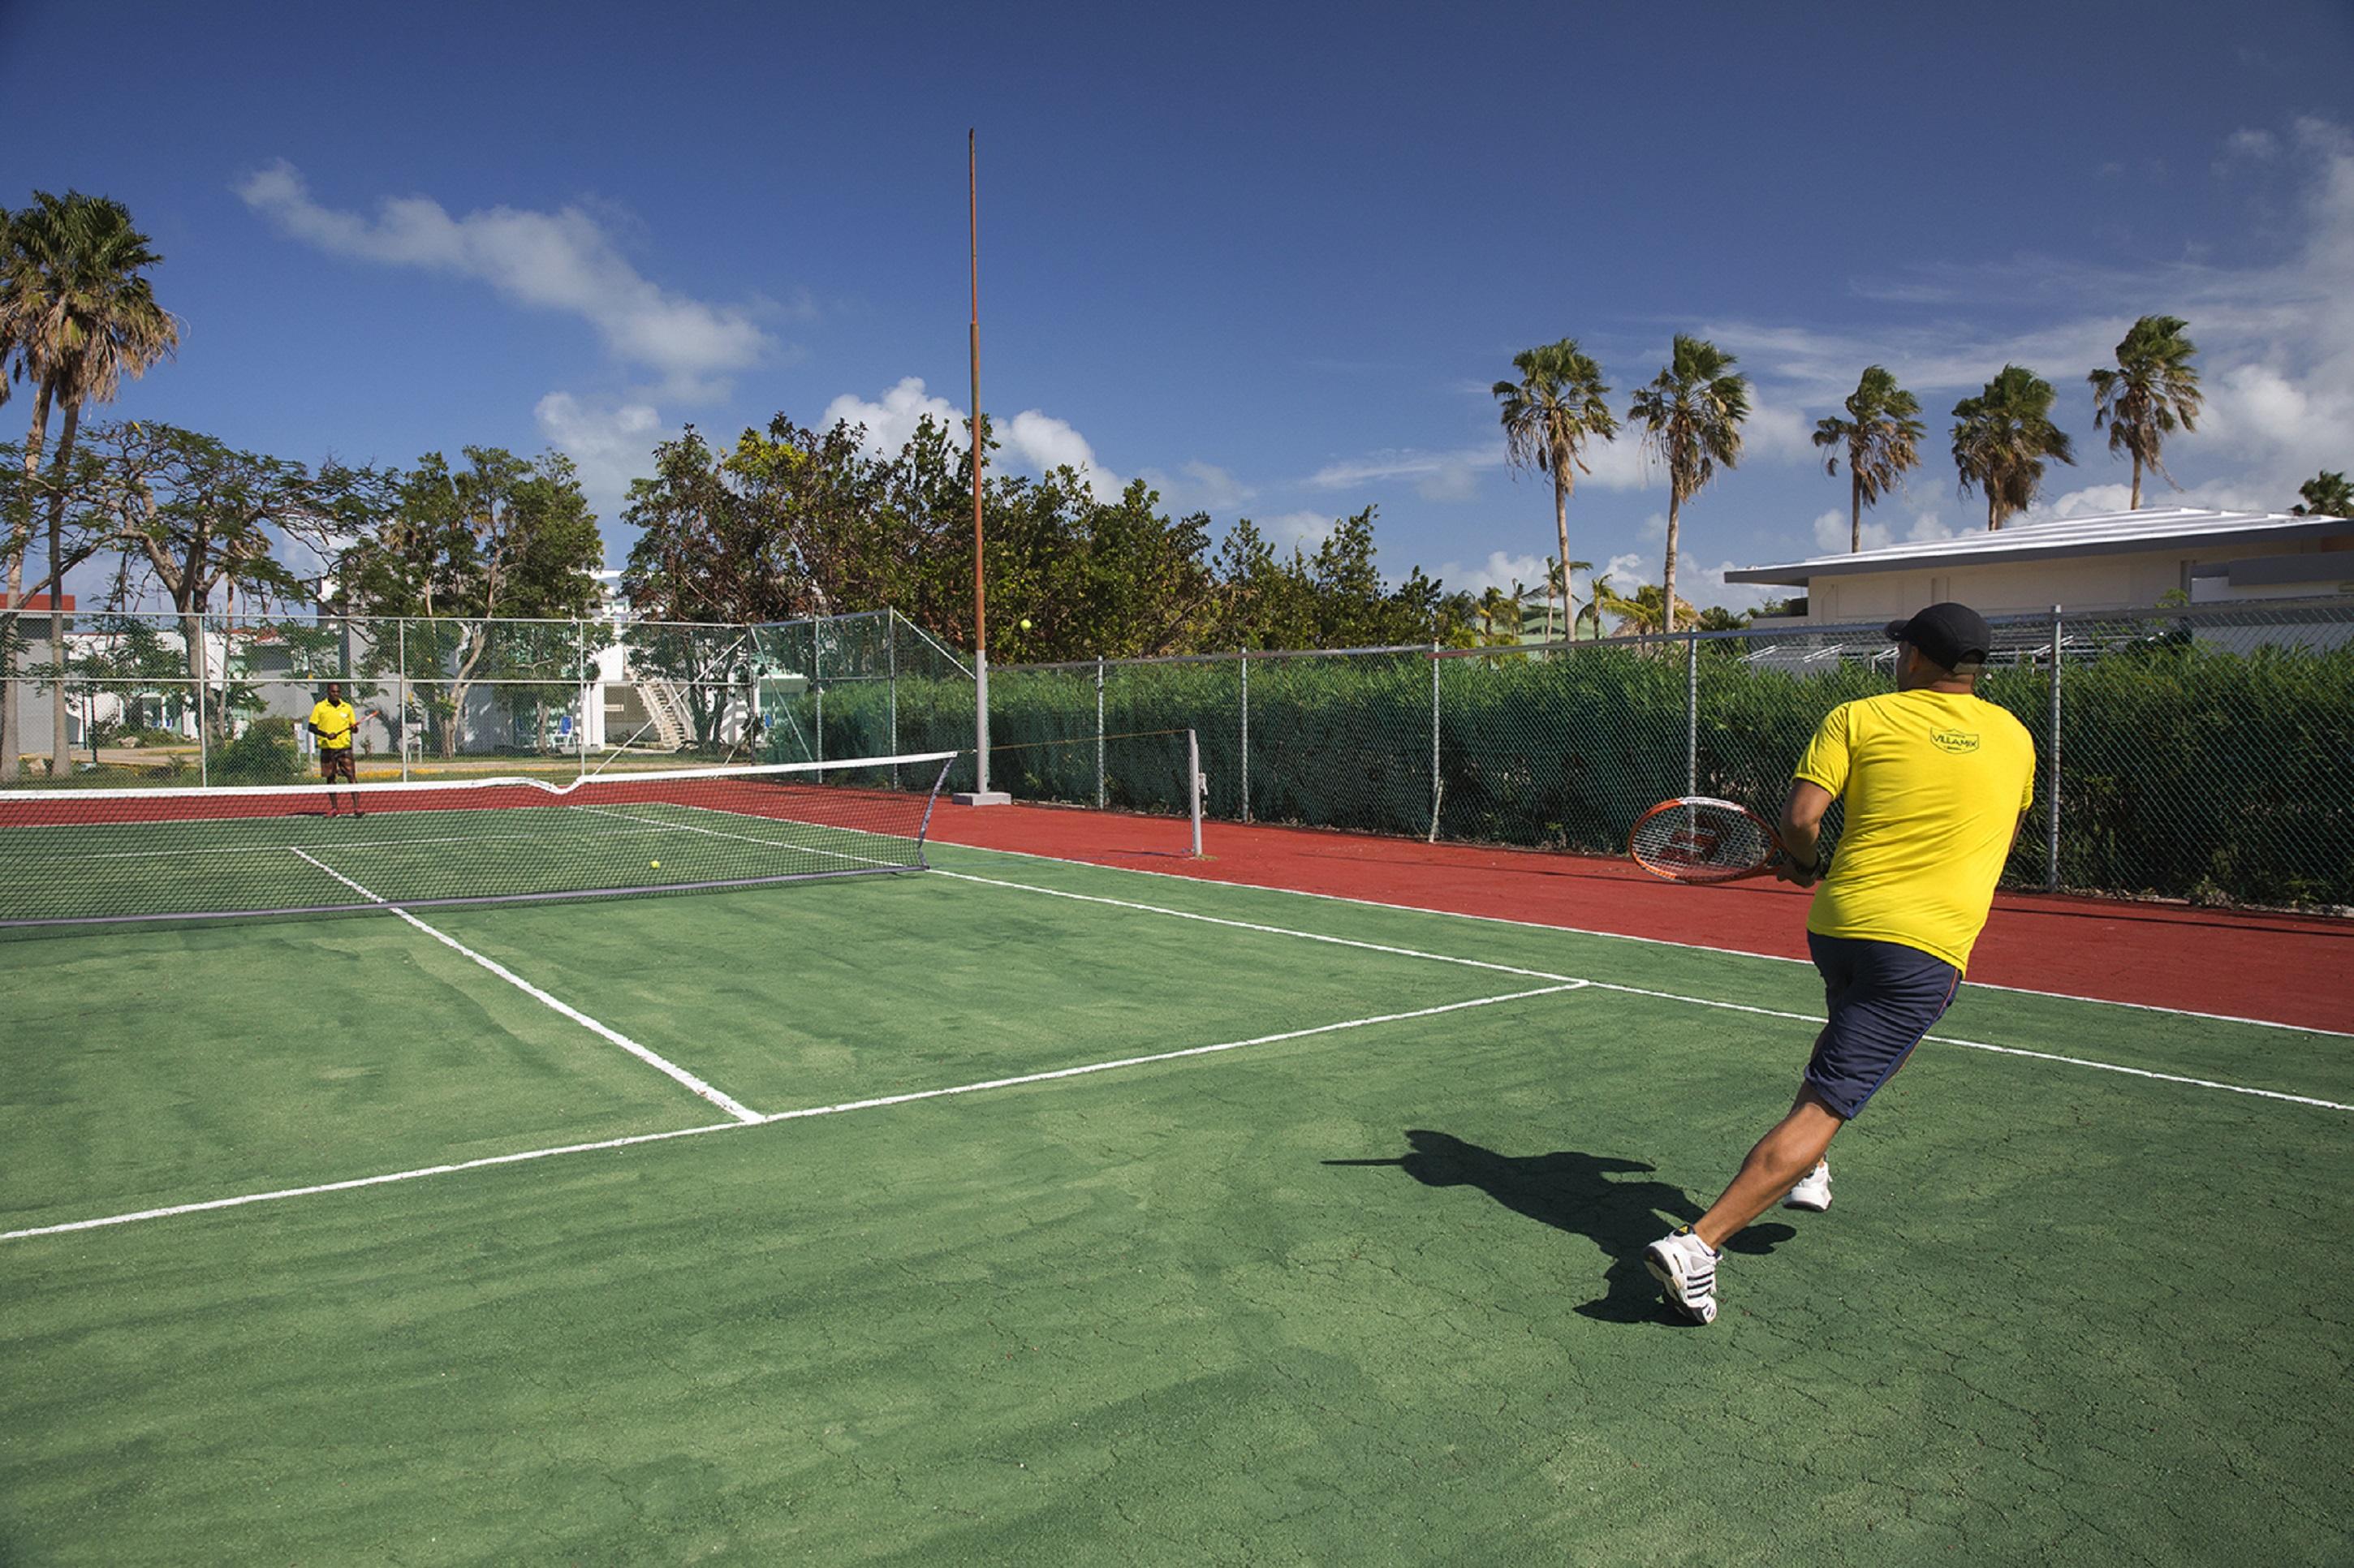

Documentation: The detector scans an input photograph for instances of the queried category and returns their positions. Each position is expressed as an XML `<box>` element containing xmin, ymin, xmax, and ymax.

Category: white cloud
<box><xmin>1688</xmin><ymin>562</ymin><xmax>1787</xmax><ymax>614</ymax></box>
<box><xmin>821</xmin><ymin>378</ymin><xmax>1123</xmax><ymax>500</ymax></box>
<box><xmin>1434</xmin><ymin>549</ymin><xmax>1550</xmax><ymax>595</ymax></box>
<box><xmin>238</xmin><ymin>160</ymin><xmax>773</xmax><ymax>396</ymax></box>
<box><xmin>1741</xmin><ymin>395</ymin><xmax>1820</xmax><ymax>463</ymax></box>
<box><xmin>1180</xmin><ymin>460</ymin><xmax>1251</xmax><ymax>510</ymax></box>
<box><xmin>1261</xmin><ymin>510</ymin><xmax>1338</xmax><ymax>551</ymax></box>
<box><xmin>823</xmin><ymin>377</ymin><xmax>961</xmax><ymax>455</ymax></box>
<box><xmin>1813</xmin><ymin>506</ymin><xmax>1892</xmax><ymax>553</ymax></box>
<box><xmin>1006</xmin><ymin>409</ymin><xmax>1123</xmax><ymax>500</ymax></box>
<box><xmin>535</xmin><ymin>393</ymin><xmax>663</xmax><ymax>529</ymax></box>
<box><xmin>2224</xmin><ymin>127</ymin><xmax>2281</xmax><ymax>162</ymax></box>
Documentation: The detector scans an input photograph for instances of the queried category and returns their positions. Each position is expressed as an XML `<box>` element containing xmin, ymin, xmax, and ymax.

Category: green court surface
<box><xmin>2</xmin><ymin>842</ymin><xmax>2349</xmax><ymax>1564</ymax></box>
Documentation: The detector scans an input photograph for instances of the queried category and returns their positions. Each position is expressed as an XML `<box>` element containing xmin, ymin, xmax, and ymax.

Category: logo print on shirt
<box><xmin>1932</xmin><ymin>730</ymin><xmax>1981</xmax><ymax>754</ymax></box>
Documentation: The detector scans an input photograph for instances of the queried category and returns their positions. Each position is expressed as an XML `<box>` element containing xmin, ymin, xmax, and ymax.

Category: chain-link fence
<box><xmin>14</xmin><ymin>597</ymin><xmax>2348</xmax><ymax>910</ymax></box>
<box><xmin>0</xmin><ymin>606</ymin><xmax>976</xmax><ymax>793</ymax></box>
<box><xmin>985</xmin><ymin>598</ymin><xmax>2354</xmax><ymax>913</ymax></box>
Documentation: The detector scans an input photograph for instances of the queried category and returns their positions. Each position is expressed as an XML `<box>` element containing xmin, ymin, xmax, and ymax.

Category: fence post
<box><xmin>889</xmin><ymin>610</ymin><xmax>900</xmax><ymax>787</ymax></box>
<box><xmin>396</xmin><ymin>619</ymin><xmax>408</xmax><ymax>784</ymax></box>
<box><xmin>1239</xmin><ymin>650</ymin><xmax>1251</xmax><ymax>825</ymax></box>
<box><xmin>1094</xmin><ymin>657</ymin><xmax>1106</xmax><ymax>810</ymax></box>
<box><xmin>1429</xmin><ymin>640</ymin><xmax>1442</xmax><ymax>840</ymax></box>
<box><xmin>576</xmin><ymin>617</ymin><xmax>589</xmax><ymax>784</ymax></box>
<box><xmin>813</xmin><ymin>622</ymin><xmax>824</xmax><ymax>775</ymax></box>
<box><xmin>1685</xmin><ymin>633</ymin><xmax>1700</xmax><ymax>797</ymax></box>
<box><xmin>2046</xmin><ymin>605</ymin><xmax>2063</xmax><ymax>892</ymax></box>
<box><xmin>195</xmin><ymin>623</ymin><xmax>209</xmax><ymax>790</ymax></box>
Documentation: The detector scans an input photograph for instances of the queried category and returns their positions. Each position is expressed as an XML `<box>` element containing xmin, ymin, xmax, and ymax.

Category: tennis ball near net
<box><xmin>649</xmin><ymin>860</ymin><xmax>661</xmax><ymax>869</ymax></box>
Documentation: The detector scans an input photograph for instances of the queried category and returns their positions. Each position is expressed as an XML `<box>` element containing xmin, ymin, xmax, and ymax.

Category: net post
<box><xmin>1685</xmin><ymin>632</ymin><xmax>1699</xmax><ymax>798</ymax></box>
<box><xmin>1238</xmin><ymin>649</ymin><xmax>1250</xmax><ymax>825</ymax></box>
<box><xmin>1188</xmin><ymin>726</ymin><xmax>1203</xmax><ymax>858</ymax></box>
<box><xmin>1094</xmin><ymin>657</ymin><xmax>1105</xmax><ymax>810</ymax></box>
<box><xmin>2046</xmin><ymin>604</ymin><xmax>2063</xmax><ymax>893</ymax></box>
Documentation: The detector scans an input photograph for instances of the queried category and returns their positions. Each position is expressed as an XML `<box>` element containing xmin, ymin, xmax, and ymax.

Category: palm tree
<box><xmin>1578</xmin><ymin>573</ymin><xmax>1612</xmax><ymax>640</ymax></box>
<box><xmin>1813</xmin><ymin>365</ymin><xmax>1925</xmax><ymax>553</ymax></box>
<box><xmin>1596</xmin><ymin>580</ymin><xmax>1696</xmax><ymax>637</ymax></box>
<box><xmin>2088</xmin><ymin>315</ymin><xmax>2201</xmax><ymax>509</ymax></box>
<box><xmin>0</xmin><ymin>192</ymin><xmax>179</xmax><ymax>777</ymax></box>
<box><xmin>2290</xmin><ymin>470</ymin><xmax>2353</xmax><ymax>518</ymax></box>
<box><xmin>1544</xmin><ymin>556</ymin><xmax>1590</xmax><ymax>640</ymax></box>
<box><xmin>1626</xmin><ymin>335</ymin><xmax>1748</xmax><ymax>631</ymax></box>
<box><xmin>1494</xmin><ymin>341</ymin><xmax>1616</xmax><ymax>639</ymax></box>
<box><xmin>1951</xmin><ymin>365</ymin><xmax>2076</xmax><ymax>531</ymax></box>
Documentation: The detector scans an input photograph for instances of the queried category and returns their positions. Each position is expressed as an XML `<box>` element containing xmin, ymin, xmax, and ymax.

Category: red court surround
<box><xmin>928</xmin><ymin>801</ymin><xmax>2354</xmax><ymax>1035</ymax></box>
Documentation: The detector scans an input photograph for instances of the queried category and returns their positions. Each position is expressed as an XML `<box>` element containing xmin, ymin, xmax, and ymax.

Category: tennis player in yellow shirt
<box><xmin>1646</xmin><ymin>603</ymin><xmax>2036</xmax><ymax>1325</ymax></box>
<box><xmin>308</xmin><ymin>681</ymin><xmax>362</xmax><ymax>816</ymax></box>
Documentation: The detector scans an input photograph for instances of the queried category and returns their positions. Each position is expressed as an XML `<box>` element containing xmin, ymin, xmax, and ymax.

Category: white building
<box><xmin>1727</xmin><ymin>507</ymin><xmax>2354</xmax><ymax>623</ymax></box>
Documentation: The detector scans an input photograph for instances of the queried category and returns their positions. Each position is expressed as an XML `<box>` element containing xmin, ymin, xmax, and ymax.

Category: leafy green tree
<box><xmin>1813</xmin><ymin>365</ymin><xmax>1925</xmax><ymax>553</ymax></box>
<box><xmin>0</xmin><ymin>191</ymin><xmax>179</xmax><ymax>778</ymax></box>
<box><xmin>89</xmin><ymin>423</ymin><xmax>327</xmax><ymax>743</ymax></box>
<box><xmin>343</xmin><ymin>448</ymin><xmax>602</xmax><ymax>757</ymax></box>
<box><xmin>2088</xmin><ymin>315</ymin><xmax>2201</xmax><ymax>510</ymax></box>
<box><xmin>1952</xmin><ymin>365</ymin><xmax>2076</xmax><ymax>530</ymax></box>
<box><xmin>2290</xmin><ymin>470</ymin><xmax>2352</xmax><ymax>518</ymax></box>
<box><xmin>1494</xmin><ymin>341</ymin><xmax>1616</xmax><ymax>636</ymax></box>
<box><xmin>1627</xmin><ymin>335</ymin><xmax>1748</xmax><ymax>632</ymax></box>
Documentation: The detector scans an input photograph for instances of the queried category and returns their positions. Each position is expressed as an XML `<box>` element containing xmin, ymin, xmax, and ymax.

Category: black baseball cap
<box><xmin>1885</xmin><ymin>602</ymin><xmax>1993</xmax><ymax>670</ymax></box>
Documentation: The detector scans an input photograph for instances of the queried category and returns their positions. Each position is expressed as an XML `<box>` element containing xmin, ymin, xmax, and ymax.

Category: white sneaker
<box><xmin>1643</xmin><ymin>1229</ymin><xmax>1719</xmax><ymax>1325</ymax></box>
<box><xmin>1783</xmin><ymin>1160</ymin><xmax>1831</xmax><ymax>1213</ymax></box>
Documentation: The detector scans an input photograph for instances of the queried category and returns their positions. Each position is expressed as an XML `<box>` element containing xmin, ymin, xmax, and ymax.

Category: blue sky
<box><xmin>5</xmin><ymin>0</ymin><xmax>2352</xmax><ymax>615</ymax></box>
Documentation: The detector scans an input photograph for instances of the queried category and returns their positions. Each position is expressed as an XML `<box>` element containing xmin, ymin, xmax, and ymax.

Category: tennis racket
<box><xmin>1627</xmin><ymin>795</ymin><xmax>1822</xmax><ymax>885</ymax></box>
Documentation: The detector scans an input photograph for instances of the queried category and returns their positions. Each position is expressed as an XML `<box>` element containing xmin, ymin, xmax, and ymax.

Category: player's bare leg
<box><xmin>1692</xmin><ymin>1085</ymin><xmax>1845</xmax><ymax>1250</ymax></box>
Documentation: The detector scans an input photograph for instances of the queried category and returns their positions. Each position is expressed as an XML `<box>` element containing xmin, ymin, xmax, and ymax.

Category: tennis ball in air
<box><xmin>1020</xmin><ymin>618</ymin><xmax>1032</xmax><ymax>631</ymax></box>
<box><xmin>649</xmin><ymin>860</ymin><xmax>661</xmax><ymax>869</ymax></box>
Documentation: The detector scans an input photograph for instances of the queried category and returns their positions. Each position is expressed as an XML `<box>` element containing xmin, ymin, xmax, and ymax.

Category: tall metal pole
<box><xmin>576</xmin><ymin>616</ymin><xmax>589</xmax><ymax>784</ymax></box>
<box><xmin>1429</xmin><ymin>640</ymin><xmax>1442</xmax><ymax>839</ymax></box>
<box><xmin>1094</xmin><ymin>657</ymin><xmax>1106</xmax><ymax>809</ymax></box>
<box><xmin>888</xmin><ymin>608</ymin><xmax>900</xmax><ymax>788</ymax></box>
<box><xmin>969</xmin><ymin>127</ymin><xmax>991</xmax><ymax>797</ymax></box>
<box><xmin>2046</xmin><ymin>605</ymin><xmax>2063</xmax><ymax>892</ymax></box>
<box><xmin>1188</xmin><ymin>727</ymin><xmax>1203</xmax><ymax>858</ymax></box>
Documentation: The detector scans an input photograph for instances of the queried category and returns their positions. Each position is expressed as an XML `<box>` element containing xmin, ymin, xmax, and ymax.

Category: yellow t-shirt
<box><xmin>309</xmin><ymin>700</ymin><xmax>358</xmax><ymax>751</ymax></box>
<box><xmin>1794</xmin><ymin>688</ymin><xmax>2036</xmax><ymax>973</ymax></box>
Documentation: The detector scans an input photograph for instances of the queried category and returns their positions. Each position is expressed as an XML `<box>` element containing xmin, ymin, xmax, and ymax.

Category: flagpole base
<box><xmin>951</xmin><ymin>790</ymin><xmax>1013</xmax><ymax>806</ymax></box>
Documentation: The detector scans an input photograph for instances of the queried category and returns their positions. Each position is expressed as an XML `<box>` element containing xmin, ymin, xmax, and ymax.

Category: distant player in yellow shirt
<box><xmin>308</xmin><ymin>681</ymin><xmax>362</xmax><ymax>817</ymax></box>
<box><xmin>1646</xmin><ymin>603</ymin><xmax>2036</xmax><ymax>1325</ymax></box>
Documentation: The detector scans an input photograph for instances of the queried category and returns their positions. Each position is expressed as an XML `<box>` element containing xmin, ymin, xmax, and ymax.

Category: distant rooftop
<box><xmin>1727</xmin><ymin>507</ymin><xmax>2353</xmax><ymax>587</ymax></box>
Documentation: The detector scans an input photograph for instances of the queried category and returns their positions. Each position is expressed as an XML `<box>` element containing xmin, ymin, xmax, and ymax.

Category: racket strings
<box><xmin>1629</xmin><ymin>800</ymin><xmax>1775</xmax><ymax>880</ymax></box>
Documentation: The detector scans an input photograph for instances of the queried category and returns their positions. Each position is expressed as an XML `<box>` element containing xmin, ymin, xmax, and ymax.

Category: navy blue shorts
<box><xmin>1802</xmin><ymin>933</ymin><xmax>1961</xmax><ymax>1120</ymax></box>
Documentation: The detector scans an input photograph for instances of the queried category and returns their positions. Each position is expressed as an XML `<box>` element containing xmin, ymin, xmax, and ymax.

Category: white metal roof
<box><xmin>1726</xmin><ymin>507</ymin><xmax>2354</xmax><ymax>585</ymax></box>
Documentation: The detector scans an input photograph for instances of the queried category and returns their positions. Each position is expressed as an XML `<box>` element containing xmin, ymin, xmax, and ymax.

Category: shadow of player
<box><xmin>1325</xmin><ymin>1129</ymin><xmax>1795</xmax><ymax>1324</ymax></box>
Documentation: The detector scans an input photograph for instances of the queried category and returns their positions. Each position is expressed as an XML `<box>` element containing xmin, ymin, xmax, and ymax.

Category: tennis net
<box><xmin>0</xmin><ymin>752</ymin><xmax>958</xmax><ymax>928</ymax></box>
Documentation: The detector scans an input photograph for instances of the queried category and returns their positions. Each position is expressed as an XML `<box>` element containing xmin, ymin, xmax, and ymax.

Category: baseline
<box><xmin>2</xmin><ymin>983</ymin><xmax>1582</xmax><ymax>1243</ymax></box>
<box><xmin>289</xmin><ymin>848</ymin><xmax>763</xmax><ymax>1124</ymax></box>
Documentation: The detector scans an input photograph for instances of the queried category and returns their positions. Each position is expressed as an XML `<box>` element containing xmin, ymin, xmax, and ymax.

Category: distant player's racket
<box><xmin>1628</xmin><ymin>795</ymin><xmax>1817</xmax><ymax>885</ymax></box>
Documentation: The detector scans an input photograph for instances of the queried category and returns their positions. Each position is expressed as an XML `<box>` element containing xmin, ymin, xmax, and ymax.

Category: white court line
<box><xmin>2</xmin><ymin>983</ymin><xmax>1582</xmax><ymax>1242</ymax></box>
<box><xmin>929</xmin><ymin>839</ymin><xmax>2354</xmax><ymax>1040</ymax></box>
<box><xmin>944</xmin><ymin>868</ymin><xmax>2354</xmax><ymax>1114</ymax></box>
<box><xmin>287</xmin><ymin>848</ymin><xmax>763</xmax><ymax>1124</ymax></box>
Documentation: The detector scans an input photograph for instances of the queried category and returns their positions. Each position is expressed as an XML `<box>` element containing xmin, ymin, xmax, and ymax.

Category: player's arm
<box><xmin>1776</xmin><ymin>780</ymin><xmax>1834</xmax><ymax>887</ymax></box>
